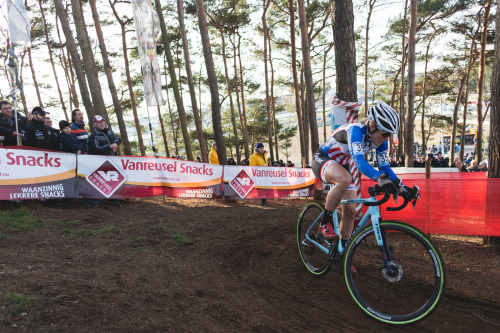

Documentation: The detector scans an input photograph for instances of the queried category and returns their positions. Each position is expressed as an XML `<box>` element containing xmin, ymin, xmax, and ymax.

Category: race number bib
<box><xmin>352</xmin><ymin>142</ymin><xmax>363</xmax><ymax>156</ymax></box>
<box><xmin>377</xmin><ymin>152</ymin><xmax>389</xmax><ymax>167</ymax></box>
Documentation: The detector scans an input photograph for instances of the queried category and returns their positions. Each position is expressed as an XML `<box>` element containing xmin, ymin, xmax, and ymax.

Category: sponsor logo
<box><xmin>178</xmin><ymin>188</ymin><xmax>214</xmax><ymax>198</ymax></box>
<box><xmin>429</xmin><ymin>249</ymin><xmax>441</xmax><ymax>277</ymax></box>
<box><xmin>366</xmin><ymin>307</ymin><xmax>392</xmax><ymax>320</ymax></box>
<box><xmin>228</xmin><ymin>169</ymin><xmax>255</xmax><ymax>199</ymax></box>
<box><xmin>86</xmin><ymin>160</ymin><xmax>126</xmax><ymax>198</ymax></box>
<box><xmin>5</xmin><ymin>152</ymin><xmax>61</xmax><ymax>167</ymax></box>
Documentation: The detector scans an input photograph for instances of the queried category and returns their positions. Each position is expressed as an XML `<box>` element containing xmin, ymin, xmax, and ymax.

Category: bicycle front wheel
<box><xmin>297</xmin><ymin>201</ymin><xmax>331</xmax><ymax>276</ymax></box>
<box><xmin>343</xmin><ymin>221</ymin><xmax>445</xmax><ymax>324</ymax></box>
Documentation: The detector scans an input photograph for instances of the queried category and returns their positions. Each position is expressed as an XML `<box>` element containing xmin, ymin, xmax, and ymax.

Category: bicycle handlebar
<box><xmin>364</xmin><ymin>185</ymin><xmax>420</xmax><ymax>211</ymax></box>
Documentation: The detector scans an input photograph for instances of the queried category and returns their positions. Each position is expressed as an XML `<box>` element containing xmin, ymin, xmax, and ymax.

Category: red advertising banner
<box><xmin>223</xmin><ymin>166</ymin><xmax>315</xmax><ymax>199</ymax></box>
<box><xmin>0</xmin><ymin>147</ymin><xmax>78</xmax><ymax>199</ymax></box>
<box><xmin>77</xmin><ymin>155</ymin><xmax>223</xmax><ymax>199</ymax></box>
<box><xmin>361</xmin><ymin>172</ymin><xmax>500</xmax><ymax>237</ymax></box>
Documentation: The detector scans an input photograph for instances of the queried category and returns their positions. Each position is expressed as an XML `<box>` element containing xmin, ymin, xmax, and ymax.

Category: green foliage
<box><xmin>3</xmin><ymin>292</ymin><xmax>34</xmax><ymax>315</ymax></box>
<box><xmin>172</xmin><ymin>234</ymin><xmax>192</xmax><ymax>245</ymax></box>
<box><xmin>0</xmin><ymin>208</ymin><xmax>43</xmax><ymax>232</ymax></box>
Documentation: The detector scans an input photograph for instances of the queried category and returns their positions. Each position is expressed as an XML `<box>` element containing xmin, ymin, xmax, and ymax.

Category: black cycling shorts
<box><xmin>312</xmin><ymin>150</ymin><xmax>355</xmax><ymax>189</ymax></box>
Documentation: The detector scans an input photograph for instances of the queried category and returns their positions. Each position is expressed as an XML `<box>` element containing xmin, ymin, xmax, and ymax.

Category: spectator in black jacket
<box><xmin>59</xmin><ymin>120</ymin><xmax>83</xmax><ymax>154</ymax></box>
<box><xmin>24</xmin><ymin>106</ymin><xmax>60</xmax><ymax>151</ymax></box>
<box><xmin>88</xmin><ymin>115</ymin><xmax>121</xmax><ymax>155</ymax></box>
<box><xmin>0</xmin><ymin>100</ymin><xmax>26</xmax><ymax>146</ymax></box>
<box><xmin>426</xmin><ymin>153</ymin><xmax>441</xmax><ymax>167</ymax></box>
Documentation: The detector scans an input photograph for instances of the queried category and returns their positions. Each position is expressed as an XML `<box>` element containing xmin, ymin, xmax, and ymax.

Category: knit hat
<box><xmin>255</xmin><ymin>142</ymin><xmax>264</xmax><ymax>149</ymax></box>
<box><xmin>59</xmin><ymin>120</ymin><xmax>71</xmax><ymax>130</ymax></box>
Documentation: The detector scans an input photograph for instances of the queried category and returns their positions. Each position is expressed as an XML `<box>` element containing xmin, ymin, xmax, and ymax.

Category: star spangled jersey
<box><xmin>319</xmin><ymin>123</ymin><xmax>398</xmax><ymax>182</ymax></box>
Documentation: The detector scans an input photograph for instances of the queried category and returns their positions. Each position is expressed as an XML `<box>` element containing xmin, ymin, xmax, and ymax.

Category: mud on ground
<box><xmin>1</xmin><ymin>197</ymin><xmax>499</xmax><ymax>332</ymax></box>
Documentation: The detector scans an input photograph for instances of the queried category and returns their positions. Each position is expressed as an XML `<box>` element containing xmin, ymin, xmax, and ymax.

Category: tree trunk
<box><xmin>237</xmin><ymin>33</ymin><xmax>250</xmax><ymax>159</ymax></box>
<box><xmin>323</xmin><ymin>42</ymin><xmax>333</xmax><ymax>142</ymax></box>
<box><xmin>109</xmin><ymin>0</ymin><xmax>145</xmax><ymax>156</ymax></box>
<box><xmin>450</xmin><ymin>75</ymin><xmax>466</xmax><ymax>163</ymax></box>
<box><xmin>176</xmin><ymin>0</ymin><xmax>208</xmax><ymax>162</ymax></box>
<box><xmin>298</xmin><ymin>0</ymin><xmax>319</xmax><ymax>157</ymax></box>
<box><xmin>263</xmin><ymin>0</ymin><xmax>274</xmax><ymax>161</ymax></box>
<box><xmin>155</xmin><ymin>0</ymin><xmax>193</xmax><ymax>161</ymax></box>
<box><xmin>195</xmin><ymin>0</ymin><xmax>226</xmax><ymax>164</ymax></box>
<box><xmin>399</xmin><ymin>0</ymin><xmax>409</xmax><ymax>159</ymax></box>
<box><xmin>404</xmin><ymin>0</ymin><xmax>417</xmax><ymax>167</ymax></box>
<box><xmin>54</xmin><ymin>0</ymin><xmax>96</xmax><ymax>127</ymax></box>
<box><xmin>39</xmin><ymin>0</ymin><xmax>68</xmax><ymax>121</ymax></box>
<box><xmin>485</xmin><ymin>3</ymin><xmax>500</xmax><ymax>245</ymax></box>
<box><xmin>89</xmin><ymin>0</ymin><xmax>131</xmax><ymax>155</ymax></box>
<box><xmin>460</xmin><ymin>25</ymin><xmax>480</xmax><ymax>162</ymax></box>
<box><xmin>55</xmin><ymin>16</ymin><xmax>79</xmax><ymax>109</ymax></box>
<box><xmin>289</xmin><ymin>0</ymin><xmax>306</xmax><ymax>161</ymax></box>
<box><xmin>157</xmin><ymin>106</ymin><xmax>169</xmax><ymax>157</ymax></box>
<box><xmin>69</xmin><ymin>0</ymin><xmax>110</xmax><ymax>127</ymax></box>
<box><xmin>27</xmin><ymin>47</ymin><xmax>43</xmax><ymax>107</ymax></box>
<box><xmin>364</xmin><ymin>0</ymin><xmax>376</xmax><ymax>113</ymax></box>
<box><xmin>331</xmin><ymin>0</ymin><xmax>358</xmax><ymax>102</ymax></box>
<box><xmin>421</xmin><ymin>24</ymin><xmax>436</xmax><ymax>161</ymax></box>
<box><xmin>231</xmin><ymin>34</ymin><xmax>249</xmax><ymax>160</ymax></box>
<box><xmin>220</xmin><ymin>29</ymin><xmax>241</xmax><ymax>164</ymax></box>
<box><xmin>267</xmin><ymin>28</ymin><xmax>279</xmax><ymax>161</ymax></box>
<box><xmin>476</xmin><ymin>0</ymin><xmax>493</xmax><ymax>163</ymax></box>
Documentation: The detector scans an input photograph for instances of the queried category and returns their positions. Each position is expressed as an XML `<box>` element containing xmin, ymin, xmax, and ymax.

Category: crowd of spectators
<box><xmin>0</xmin><ymin>101</ymin><xmax>121</xmax><ymax>157</ymax></box>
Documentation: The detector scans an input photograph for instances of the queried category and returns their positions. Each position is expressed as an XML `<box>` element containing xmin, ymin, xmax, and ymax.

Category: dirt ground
<box><xmin>0</xmin><ymin>197</ymin><xmax>499</xmax><ymax>332</ymax></box>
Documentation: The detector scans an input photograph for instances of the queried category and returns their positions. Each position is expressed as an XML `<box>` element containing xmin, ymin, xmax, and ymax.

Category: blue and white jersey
<box><xmin>319</xmin><ymin>123</ymin><xmax>398</xmax><ymax>182</ymax></box>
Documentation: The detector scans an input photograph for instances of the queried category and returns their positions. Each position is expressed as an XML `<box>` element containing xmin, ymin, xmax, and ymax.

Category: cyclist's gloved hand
<box><xmin>377</xmin><ymin>174</ymin><xmax>398</xmax><ymax>194</ymax></box>
<box><xmin>400</xmin><ymin>185</ymin><xmax>413</xmax><ymax>201</ymax></box>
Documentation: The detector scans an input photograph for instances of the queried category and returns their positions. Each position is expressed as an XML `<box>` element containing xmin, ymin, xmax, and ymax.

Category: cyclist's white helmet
<box><xmin>367</xmin><ymin>101</ymin><xmax>400</xmax><ymax>134</ymax></box>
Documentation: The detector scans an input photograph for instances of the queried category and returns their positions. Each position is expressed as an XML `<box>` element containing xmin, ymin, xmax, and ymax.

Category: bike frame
<box><xmin>305</xmin><ymin>196</ymin><xmax>393</xmax><ymax>263</ymax></box>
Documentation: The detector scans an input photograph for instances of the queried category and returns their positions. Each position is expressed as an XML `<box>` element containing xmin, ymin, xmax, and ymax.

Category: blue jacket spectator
<box><xmin>59</xmin><ymin>120</ymin><xmax>83</xmax><ymax>154</ymax></box>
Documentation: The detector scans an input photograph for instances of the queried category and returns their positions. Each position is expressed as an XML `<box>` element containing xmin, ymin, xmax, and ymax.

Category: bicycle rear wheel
<box><xmin>297</xmin><ymin>202</ymin><xmax>331</xmax><ymax>276</ymax></box>
<box><xmin>343</xmin><ymin>221</ymin><xmax>445</xmax><ymax>324</ymax></box>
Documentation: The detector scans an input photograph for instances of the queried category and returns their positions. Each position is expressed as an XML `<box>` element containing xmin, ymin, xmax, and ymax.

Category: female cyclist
<box><xmin>312</xmin><ymin>101</ymin><xmax>406</xmax><ymax>246</ymax></box>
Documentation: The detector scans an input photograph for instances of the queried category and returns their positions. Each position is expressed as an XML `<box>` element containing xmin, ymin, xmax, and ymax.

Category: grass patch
<box><xmin>136</xmin><ymin>235</ymin><xmax>147</xmax><ymax>242</ymax></box>
<box><xmin>0</xmin><ymin>208</ymin><xmax>43</xmax><ymax>232</ymax></box>
<box><xmin>140</xmin><ymin>247</ymin><xmax>151</xmax><ymax>253</ymax></box>
<box><xmin>172</xmin><ymin>234</ymin><xmax>192</xmax><ymax>245</ymax></box>
<box><xmin>3</xmin><ymin>292</ymin><xmax>34</xmax><ymax>315</ymax></box>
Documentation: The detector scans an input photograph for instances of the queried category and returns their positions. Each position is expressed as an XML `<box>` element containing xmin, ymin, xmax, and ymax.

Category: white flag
<box><xmin>7</xmin><ymin>0</ymin><xmax>31</xmax><ymax>47</ymax></box>
<box><xmin>131</xmin><ymin>0</ymin><xmax>165</xmax><ymax>106</ymax></box>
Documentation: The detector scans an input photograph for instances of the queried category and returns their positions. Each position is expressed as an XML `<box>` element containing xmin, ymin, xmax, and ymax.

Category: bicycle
<box><xmin>297</xmin><ymin>184</ymin><xmax>445</xmax><ymax>324</ymax></box>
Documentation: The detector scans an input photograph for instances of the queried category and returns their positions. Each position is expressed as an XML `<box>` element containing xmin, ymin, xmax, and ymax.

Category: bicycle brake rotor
<box><xmin>381</xmin><ymin>260</ymin><xmax>403</xmax><ymax>282</ymax></box>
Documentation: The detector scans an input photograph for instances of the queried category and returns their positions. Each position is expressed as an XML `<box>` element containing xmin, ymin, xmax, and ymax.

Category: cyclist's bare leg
<box><xmin>323</xmin><ymin>163</ymin><xmax>352</xmax><ymax>213</ymax></box>
<box><xmin>339</xmin><ymin>189</ymin><xmax>356</xmax><ymax>240</ymax></box>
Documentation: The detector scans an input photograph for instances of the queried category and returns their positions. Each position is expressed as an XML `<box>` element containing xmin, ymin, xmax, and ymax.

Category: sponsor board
<box><xmin>0</xmin><ymin>148</ymin><xmax>78</xmax><ymax>200</ymax></box>
<box><xmin>223</xmin><ymin>166</ymin><xmax>315</xmax><ymax>199</ymax></box>
<box><xmin>86</xmin><ymin>160</ymin><xmax>126</xmax><ymax>198</ymax></box>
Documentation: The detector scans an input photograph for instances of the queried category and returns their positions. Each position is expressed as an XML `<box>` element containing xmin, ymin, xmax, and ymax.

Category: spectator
<box><xmin>59</xmin><ymin>120</ymin><xmax>83</xmax><ymax>154</ymax></box>
<box><xmin>88</xmin><ymin>115</ymin><xmax>121</xmax><ymax>155</ymax></box>
<box><xmin>427</xmin><ymin>153</ymin><xmax>441</xmax><ymax>168</ymax></box>
<box><xmin>413</xmin><ymin>155</ymin><xmax>424</xmax><ymax>168</ymax></box>
<box><xmin>436</xmin><ymin>152</ymin><xmax>446</xmax><ymax>167</ymax></box>
<box><xmin>195</xmin><ymin>156</ymin><xmax>202</xmax><ymax>162</ymax></box>
<box><xmin>0</xmin><ymin>100</ymin><xmax>27</xmax><ymax>146</ymax></box>
<box><xmin>396</xmin><ymin>156</ymin><xmax>405</xmax><ymax>167</ymax></box>
<box><xmin>24</xmin><ymin>106</ymin><xmax>60</xmax><ymax>151</ymax></box>
<box><xmin>70</xmin><ymin>108</ymin><xmax>89</xmax><ymax>154</ymax></box>
<box><xmin>455</xmin><ymin>160</ymin><xmax>468</xmax><ymax>172</ymax></box>
<box><xmin>478</xmin><ymin>161</ymin><xmax>488</xmax><ymax>172</ymax></box>
<box><xmin>468</xmin><ymin>160</ymin><xmax>480</xmax><ymax>172</ymax></box>
<box><xmin>240</xmin><ymin>158</ymin><xmax>249</xmax><ymax>166</ymax></box>
<box><xmin>450</xmin><ymin>156</ymin><xmax>460</xmax><ymax>168</ymax></box>
<box><xmin>44</xmin><ymin>116</ymin><xmax>60</xmax><ymax>135</ymax></box>
<box><xmin>441</xmin><ymin>157</ymin><xmax>450</xmax><ymax>168</ymax></box>
<box><xmin>209</xmin><ymin>143</ymin><xmax>219</xmax><ymax>165</ymax></box>
<box><xmin>286</xmin><ymin>160</ymin><xmax>294</xmax><ymax>167</ymax></box>
<box><xmin>249</xmin><ymin>142</ymin><xmax>269</xmax><ymax>206</ymax></box>
<box><xmin>227</xmin><ymin>157</ymin><xmax>236</xmax><ymax>165</ymax></box>
<box><xmin>389</xmin><ymin>155</ymin><xmax>397</xmax><ymax>167</ymax></box>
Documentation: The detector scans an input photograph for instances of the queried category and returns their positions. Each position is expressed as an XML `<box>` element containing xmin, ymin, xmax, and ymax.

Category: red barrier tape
<box><xmin>361</xmin><ymin>172</ymin><xmax>500</xmax><ymax>237</ymax></box>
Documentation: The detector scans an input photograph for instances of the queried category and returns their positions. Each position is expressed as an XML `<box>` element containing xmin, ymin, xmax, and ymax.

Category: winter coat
<box><xmin>60</xmin><ymin>132</ymin><xmax>83</xmax><ymax>153</ymax></box>
<box><xmin>24</xmin><ymin>119</ymin><xmax>60</xmax><ymax>151</ymax></box>
<box><xmin>0</xmin><ymin>112</ymin><xmax>27</xmax><ymax>146</ymax></box>
<box><xmin>88</xmin><ymin>127</ymin><xmax>121</xmax><ymax>155</ymax></box>
<box><xmin>209</xmin><ymin>148</ymin><xmax>219</xmax><ymax>165</ymax></box>
<box><xmin>249</xmin><ymin>150</ymin><xmax>269</xmax><ymax>166</ymax></box>
<box><xmin>70</xmin><ymin>122</ymin><xmax>89</xmax><ymax>153</ymax></box>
